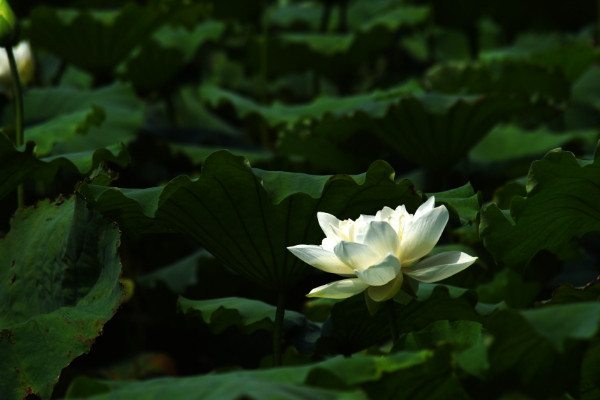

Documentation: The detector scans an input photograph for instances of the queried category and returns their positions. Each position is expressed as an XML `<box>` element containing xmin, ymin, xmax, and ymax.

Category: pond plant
<box><xmin>2</xmin><ymin>0</ymin><xmax>600</xmax><ymax>399</ymax></box>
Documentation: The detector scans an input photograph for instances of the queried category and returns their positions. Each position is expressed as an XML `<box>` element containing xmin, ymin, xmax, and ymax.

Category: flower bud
<box><xmin>0</xmin><ymin>0</ymin><xmax>16</xmax><ymax>47</ymax></box>
<box><xmin>0</xmin><ymin>41</ymin><xmax>34</xmax><ymax>88</ymax></box>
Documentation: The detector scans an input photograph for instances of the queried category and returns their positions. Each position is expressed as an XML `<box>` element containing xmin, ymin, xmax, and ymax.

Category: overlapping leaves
<box><xmin>79</xmin><ymin>150</ymin><xmax>424</xmax><ymax>290</ymax></box>
<box><xmin>480</xmin><ymin>144</ymin><xmax>600</xmax><ymax>269</ymax></box>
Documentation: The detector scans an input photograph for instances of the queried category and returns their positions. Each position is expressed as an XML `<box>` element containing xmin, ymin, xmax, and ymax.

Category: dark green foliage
<box><xmin>0</xmin><ymin>197</ymin><xmax>123</xmax><ymax>399</ymax></box>
<box><xmin>2</xmin><ymin>1</ymin><xmax>600</xmax><ymax>399</ymax></box>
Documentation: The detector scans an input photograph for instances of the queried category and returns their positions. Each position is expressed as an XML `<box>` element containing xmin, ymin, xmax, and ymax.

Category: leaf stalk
<box><xmin>6</xmin><ymin>44</ymin><xmax>24</xmax><ymax>208</ymax></box>
<box><xmin>273</xmin><ymin>291</ymin><xmax>286</xmax><ymax>366</ymax></box>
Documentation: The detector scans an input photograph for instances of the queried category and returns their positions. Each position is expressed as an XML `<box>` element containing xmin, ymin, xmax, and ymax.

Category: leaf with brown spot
<box><xmin>0</xmin><ymin>196</ymin><xmax>124</xmax><ymax>399</ymax></box>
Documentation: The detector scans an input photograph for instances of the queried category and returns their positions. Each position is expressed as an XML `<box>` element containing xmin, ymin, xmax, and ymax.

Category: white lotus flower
<box><xmin>288</xmin><ymin>197</ymin><xmax>477</xmax><ymax>303</ymax></box>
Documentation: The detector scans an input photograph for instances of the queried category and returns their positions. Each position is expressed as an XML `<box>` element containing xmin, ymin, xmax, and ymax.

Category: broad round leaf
<box><xmin>0</xmin><ymin>197</ymin><xmax>124</xmax><ymax>399</ymax></box>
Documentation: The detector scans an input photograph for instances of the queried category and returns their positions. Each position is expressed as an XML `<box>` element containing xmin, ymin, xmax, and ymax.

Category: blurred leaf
<box><xmin>123</xmin><ymin>21</ymin><xmax>226</xmax><ymax>92</ymax></box>
<box><xmin>27</xmin><ymin>4</ymin><xmax>169</xmax><ymax>78</ymax></box>
<box><xmin>366</xmin><ymin>94</ymin><xmax>538</xmax><ymax>169</ymax></box>
<box><xmin>206</xmin><ymin>87</ymin><xmax>533</xmax><ymax>170</ymax></box>
<box><xmin>267</xmin><ymin>1</ymin><xmax>429</xmax><ymax>33</ymax></box>
<box><xmin>277</xmin><ymin>91</ymin><xmax>540</xmax><ymax>171</ymax></box>
<box><xmin>572</xmin><ymin>64</ymin><xmax>600</xmax><ymax>109</ymax></box>
<box><xmin>350</xmin><ymin>3</ymin><xmax>430</xmax><ymax>32</ymax></box>
<box><xmin>580</xmin><ymin>338</ymin><xmax>600</xmax><ymax>399</ymax></box>
<box><xmin>137</xmin><ymin>250</ymin><xmax>210</xmax><ymax>294</ymax></box>
<box><xmin>0</xmin><ymin>197</ymin><xmax>124</xmax><ymax>399</ymax></box>
<box><xmin>476</xmin><ymin>268</ymin><xmax>540</xmax><ymax>308</ymax></box>
<box><xmin>267</xmin><ymin>2</ymin><xmax>322</xmax><ymax>30</ymax></box>
<box><xmin>480</xmin><ymin>146</ymin><xmax>600</xmax><ymax>268</ymax></box>
<box><xmin>199</xmin><ymin>81</ymin><xmax>421</xmax><ymax>128</ymax></box>
<box><xmin>202</xmin><ymin>0</ymin><xmax>263</xmax><ymax>22</ymax></box>
<box><xmin>25</xmin><ymin>105</ymin><xmax>106</xmax><ymax>156</ymax></box>
<box><xmin>178</xmin><ymin>296</ymin><xmax>308</xmax><ymax>335</ymax></box>
<box><xmin>400</xmin><ymin>320</ymin><xmax>489</xmax><ymax>378</ymax></box>
<box><xmin>170</xmin><ymin>144</ymin><xmax>272</xmax><ymax>166</ymax></box>
<box><xmin>485</xmin><ymin>303</ymin><xmax>600</xmax><ymax>397</ymax></box>
<box><xmin>16</xmin><ymin>83</ymin><xmax>143</xmax><ymax>155</ymax></box>
<box><xmin>521</xmin><ymin>303</ymin><xmax>600</xmax><ymax>352</ymax></box>
<box><xmin>0</xmin><ymin>134</ymin><xmax>129</xmax><ymax>201</ymax></box>
<box><xmin>79</xmin><ymin>150</ymin><xmax>423</xmax><ymax>290</ymax></box>
<box><xmin>67</xmin><ymin>374</ymin><xmax>367</xmax><ymax>400</ymax></box>
<box><xmin>480</xmin><ymin>33</ymin><xmax>598</xmax><ymax>82</ymax></box>
<box><xmin>546</xmin><ymin>281</ymin><xmax>600</xmax><ymax>304</ymax></box>
<box><xmin>360</xmin><ymin>346</ymin><xmax>470</xmax><ymax>400</ymax></box>
<box><xmin>96</xmin><ymin>352</ymin><xmax>177</xmax><ymax>381</ymax></box>
<box><xmin>470</xmin><ymin>124</ymin><xmax>597</xmax><ymax>164</ymax></box>
<box><xmin>425</xmin><ymin>61</ymin><xmax>570</xmax><ymax>101</ymax></box>
<box><xmin>317</xmin><ymin>285</ymin><xmax>480</xmax><ymax>354</ymax></box>
<box><xmin>65</xmin><ymin>349</ymin><xmax>444</xmax><ymax>400</ymax></box>
<box><xmin>253</xmin><ymin>3</ymin><xmax>429</xmax><ymax>81</ymax></box>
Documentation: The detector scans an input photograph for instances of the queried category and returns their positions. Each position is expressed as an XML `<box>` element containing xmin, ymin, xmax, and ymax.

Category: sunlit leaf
<box><xmin>427</xmin><ymin>183</ymin><xmax>480</xmax><ymax>223</ymax></box>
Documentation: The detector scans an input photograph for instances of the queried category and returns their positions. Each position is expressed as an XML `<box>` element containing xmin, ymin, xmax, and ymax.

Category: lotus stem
<box><xmin>6</xmin><ymin>45</ymin><xmax>24</xmax><ymax>208</ymax></box>
<box><xmin>273</xmin><ymin>291</ymin><xmax>286</xmax><ymax>366</ymax></box>
<box><xmin>387</xmin><ymin>300</ymin><xmax>399</xmax><ymax>349</ymax></box>
<box><xmin>260</xmin><ymin>2</ymin><xmax>269</xmax><ymax>105</ymax></box>
<box><xmin>598</xmin><ymin>0</ymin><xmax>600</xmax><ymax>43</ymax></box>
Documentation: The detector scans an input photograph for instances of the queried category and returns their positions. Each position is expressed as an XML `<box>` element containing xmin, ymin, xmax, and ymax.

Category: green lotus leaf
<box><xmin>136</xmin><ymin>250</ymin><xmax>210</xmax><ymax>294</ymax></box>
<box><xmin>479</xmin><ymin>33</ymin><xmax>598</xmax><ymax>82</ymax></box>
<box><xmin>177</xmin><ymin>296</ymin><xmax>308</xmax><ymax>335</ymax></box>
<box><xmin>470</xmin><ymin>124</ymin><xmax>597</xmax><ymax>164</ymax></box>
<box><xmin>485</xmin><ymin>303</ymin><xmax>600</xmax><ymax>397</ymax></box>
<box><xmin>545</xmin><ymin>281</ymin><xmax>600</xmax><ymax>304</ymax></box>
<box><xmin>64</xmin><ymin>349</ymin><xmax>441</xmax><ymax>400</ymax></box>
<box><xmin>6</xmin><ymin>83</ymin><xmax>143</xmax><ymax>155</ymax></box>
<box><xmin>26</xmin><ymin>4</ymin><xmax>169</xmax><ymax>79</ymax></box>
<box><xmin>79</xmin><ymin>150</ymin><xmax>423</xmax><ymax>290</ymax></box>
<box><xmin>281</xmin><ymin>94</ymin><xmax>533</xmax><ymax>171</ymax></box>
<box><xmin>123</xmin><ymin>21</ymin><xmax>225</xmax><ymax>92</ymax></box>
<box><xmin>317</xmin><ymin>285</ymin><xmax>480</xmax><ymax>355</ymax></box>
<box><xmin>199</xmin><ymin>81</ymin><xmax>421</xmax><ymax>128</ymax></box>
<box><xmin>480</xmin><ymin>145</ymin><xmax>600</xmax><ymax>269</ymax></box>
<box><xmin>0</xmin><ymin>133</ymin><xmax>129</xmax><ymax>201</ymax></box>
<box><xmin>400</xmin><ymin>320</ymin><xmax>489</xmax><ymax>378</ymax></box>
<box><xmin>0</xmin><ymin>196</ymin><xmax>124</xmax><ymax>399</ymax></box>
<box><xmin>425</xmin><ymin>60</ymin><xmax>570</xmax><ymax>101</ymax></box>
<box><xmin>427</xmin><ymin>182</ymin><xmax>480</xmax><ymax>223</ymax></box>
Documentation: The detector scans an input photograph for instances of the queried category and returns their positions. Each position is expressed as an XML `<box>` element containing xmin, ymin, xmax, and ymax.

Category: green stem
<box><xmin>6</xmin><ymin>45</ymin><xmax>24</xmax><ymax>208</ymax></box>
<box><xmin>259</xmin><ymin>2</ymin><xmax>269</xmax><ymax>105</ymax></box>
<box><xmin>598</xmin><ymin>0</ymin><xmax>600</xmax><ymax>44</ymax></box>
<box><xmin>273</xmin><ymin>291</ymin><xmax>286</xmax><ymax>366</ymax></box>
<box><xmin>387</xmin><ymin>300</ymin><xmax>399</xmax><ymax>349</ymax></box>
